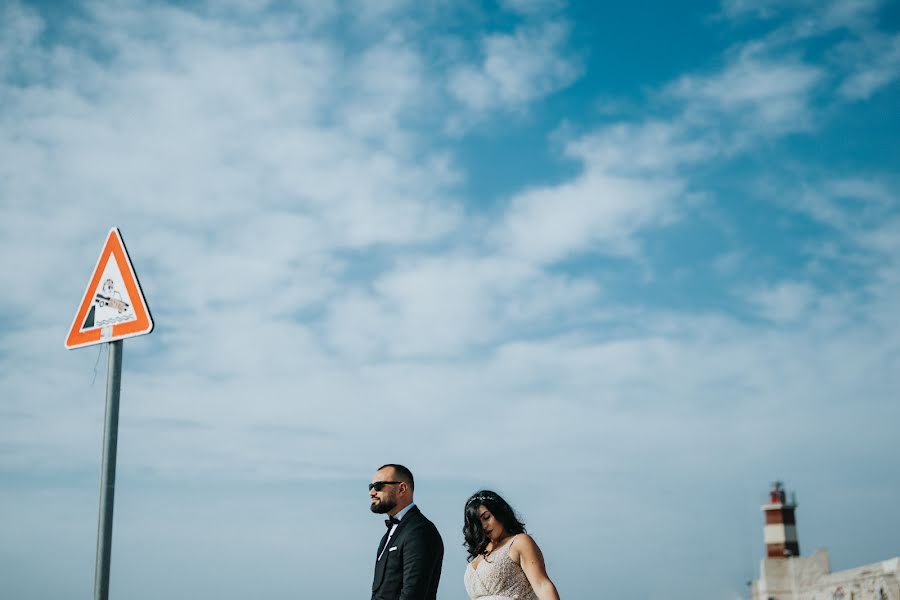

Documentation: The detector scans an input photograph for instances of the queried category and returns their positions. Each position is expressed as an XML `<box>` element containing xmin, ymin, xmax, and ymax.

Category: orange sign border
<box><xmin>65</xmin><ymin>228</ymin><xmax>154</xmax><ymax>349</ymax></box>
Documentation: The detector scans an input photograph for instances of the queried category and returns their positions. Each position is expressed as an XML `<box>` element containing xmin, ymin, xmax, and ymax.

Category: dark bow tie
<box><xmin>385</xmin><ymin>517</ymin><xmax>400</xmax><ymax>529</ymax></box>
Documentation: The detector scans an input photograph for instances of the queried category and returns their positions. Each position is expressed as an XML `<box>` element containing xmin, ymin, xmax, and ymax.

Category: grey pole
<box><xmin>94</xmin><ymin>340</ymin><xmax>123</xmax><ymax>600</ymax></box>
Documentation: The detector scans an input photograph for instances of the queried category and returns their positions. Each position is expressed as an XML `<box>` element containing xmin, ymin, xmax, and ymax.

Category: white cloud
<box><xmin>719</xmin><ymin>0</ymin><xmax>879</xmax><ymax>30</ymax></box>
<box><xmin>338</xmin><ymin>35</ymin><xmax>429</xmax><ymax>139</ymax></box>
<box><xmin>837</xmin><ymin>33</ymin><xmax>900</xmax><ymax>100</ymax></box>
<box><xmin>719</xmin><ymin>0</ymin><xmax>897</xmax><ymax>106</ymax></box>
<box><xmin>323</xmin><ymin>254</ymin><xmax>600</xmax><ymax>358</ymax></box>
<box><xmin>496</xmin><ymin>171</ymin><xmax>681</xmax><ymax>264</ymax></box>
<box><xmin>488</xmin><ymin>119</ymin><xmax>698</xmax><ymax>266</ymax></box>
<box><xmin>826</xmin><ymin>178</ymin><xmax>895</xmax><ymax>205</ymax></box>
<box><xmin>863</xmin><ymin>217</ymin><xmax>900</xmax><ymax>257</ymax></box>
<box><xmin>784</xmin><ymin>176</ymin><xmax>898</xmax><ymax>240</ymax></box>
<box><xmin>748</xmin><ymin>281</ymin><xmax>817</xmax><ymax>323</ymax></box>
<box><xmin>0</xmin><ymin>2</ymin><xmax>44</xmax><ymax>79</ymax></box>
<box><xmin>565</xmin><ymin>121</ymin><xmax>713</xmax><ymax>175</ymax></box>
<box><xmin>713</xmin><ymin>251</ymin><xmax>746</xmax><ymax>275</ymax></box>
<box><xmin>498</xmin><ymin>0</ymin><xmax>566</xmax><ymax>16</ymax></box>
<box><xmin>346</xmin><ymin>0</ymin><xmax>413</xmax><ymax>25</ymax></box>
<box><xmin>816</xmin><ymin>0</ymin><xmax>881</xmax><ymax>34</ymax></box>
<box><xmin>448</xmin><ymin>21</ymin><xmax>580</xmax><ymax>113</ymax></box>
<box><xmin>670</xmin><ymin>50</ymin><xmax>823</xmax><ymax>134</ymax></box>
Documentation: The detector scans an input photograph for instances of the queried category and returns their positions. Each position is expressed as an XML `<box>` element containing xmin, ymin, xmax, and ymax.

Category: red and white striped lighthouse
<box><xmin>762</xmin><ymin>481</ymin><xmax>800</xmax><ymax>558</ymax></box>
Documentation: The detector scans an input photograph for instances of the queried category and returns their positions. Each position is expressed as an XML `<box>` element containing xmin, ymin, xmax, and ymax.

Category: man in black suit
<box><xmin>369</xmin><ymin>464</ymin><xmax>443</xmax><ymax>600</ymax></box>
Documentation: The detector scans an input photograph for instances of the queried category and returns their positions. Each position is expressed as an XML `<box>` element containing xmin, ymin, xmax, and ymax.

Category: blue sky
<box><xmin>2</xmin><ymin>1</ymin><xmax>899</xmax><ymax>598</ymax></box>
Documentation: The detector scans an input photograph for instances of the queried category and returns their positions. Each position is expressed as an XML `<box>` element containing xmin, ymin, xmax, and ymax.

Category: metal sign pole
<box><xmin>94</xmin><ymin>339</ymin><xmax>123</xmax><ymax>600</ymax></box>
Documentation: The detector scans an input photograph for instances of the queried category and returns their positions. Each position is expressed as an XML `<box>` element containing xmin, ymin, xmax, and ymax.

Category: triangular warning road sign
<box><xmin>65</xmin><ymin>228</ymin><xmax>154</xmax><ymax>349</ymax></box>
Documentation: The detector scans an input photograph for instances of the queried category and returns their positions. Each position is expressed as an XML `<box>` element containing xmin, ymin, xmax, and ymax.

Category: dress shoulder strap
<box><xmin>498</xmin><ymin>534</ymin><xmax>519</xmax><ymax>554</ymax></box>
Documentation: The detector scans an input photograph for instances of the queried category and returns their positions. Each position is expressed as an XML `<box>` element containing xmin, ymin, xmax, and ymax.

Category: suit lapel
<box><xmin>372</xmin><ymin>506</ymin><xmax>422</xmax><ymax>593</ymax></box>
<box><xmin>376</xmin><ymin>528</ymin><xmax>391</xmax><ymax>558</ymax></box>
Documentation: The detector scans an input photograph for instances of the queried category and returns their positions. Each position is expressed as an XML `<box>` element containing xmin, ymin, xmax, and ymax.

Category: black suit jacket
<box><xmin>372</xmin><ymin>505</ymin><xmax>443</xmax><ymax>600</ymax></box>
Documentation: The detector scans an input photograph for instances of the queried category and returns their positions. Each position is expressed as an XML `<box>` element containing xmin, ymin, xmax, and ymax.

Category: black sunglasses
<box><xmin>368</xmin><ymin>481</ymin><xmax>402</xmax><ymax>492</ymax></box>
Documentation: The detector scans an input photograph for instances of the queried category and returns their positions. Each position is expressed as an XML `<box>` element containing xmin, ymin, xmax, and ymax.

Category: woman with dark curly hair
<box><xmin>462</xmin><ymin>490</ymin><xmax>561</xmax><ymax>600</ymax></box>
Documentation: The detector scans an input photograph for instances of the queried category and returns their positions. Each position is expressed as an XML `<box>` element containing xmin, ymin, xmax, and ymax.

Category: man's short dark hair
<box><xmin>379</xmin><ymin>463</ymin><xmax>414</xmax><ymax>491</ymax></box>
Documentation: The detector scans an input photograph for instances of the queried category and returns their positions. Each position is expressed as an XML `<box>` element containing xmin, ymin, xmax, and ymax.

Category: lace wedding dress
<box><xmin>463</xmin><ymin>538</ymin><xmax>538</xmax><ymax>600</ymax></box>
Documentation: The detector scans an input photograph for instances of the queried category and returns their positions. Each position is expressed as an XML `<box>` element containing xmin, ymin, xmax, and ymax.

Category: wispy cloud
<box><xmin>669</xmin><ymin>49</ymin><xmax>823</xmax><ymax>136</ymax></box>
<box><xmin>0</xmin><ymin>1</ymin><xmax>43</xmax><ymax>78</ymax></box>
<box><xmin>836</xmin><ymin>32</ymin><xmax>900</xmax><ymax>100</ymax></box>
<box><xmin>496</xmin><ymin>171</ymin><xmax>681</xmax><ymax>264</ymax></box>
<box><xmin>718</xmin><ymin>0</ymin><xmax>900</xmax><ymax>103</ymax></box>
<box><xmin>448</xmin><ymin>20</ymin><xmax>580</xmax><ymax>114</ymax></box>
<box><xmin>748</xmin><ymin>281</ymin><xmax>817</xmax><ymax>323</ymax></box>
<box><xmin>498</xmin><ymin>0</ymin><xmax>567</xmax><ymax>17</ymax></box>
<box><xmin>719</xmin><ymin>0</ymin><xmax>879</xmax><ymax>30</ymax></box>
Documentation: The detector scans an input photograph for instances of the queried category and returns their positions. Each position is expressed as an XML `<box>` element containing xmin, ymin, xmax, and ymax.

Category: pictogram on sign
<box><xmin>65</xmin><ymin>228</ymin><xmax>153</xmax><ymax>349</ymax></box>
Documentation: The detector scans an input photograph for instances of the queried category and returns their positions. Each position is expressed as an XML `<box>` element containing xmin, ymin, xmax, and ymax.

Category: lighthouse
<box><xmin>750</xmin><ymin>482</ymin><xmax>900</xmax><ymax>600</ymax></box>
<box><xmin>762</xmin><ymin>481</ymin><xmax>800</xmax><ymax>558</ymax></box>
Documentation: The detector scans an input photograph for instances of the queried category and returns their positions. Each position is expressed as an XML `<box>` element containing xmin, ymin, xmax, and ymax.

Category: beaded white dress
<box><xmin>464</xmin><ymin>537</ymin><xmax>538</xmax><ymax>600</ymax></box>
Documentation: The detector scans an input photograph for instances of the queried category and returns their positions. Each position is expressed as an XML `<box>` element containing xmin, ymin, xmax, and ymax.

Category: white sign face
<box><xmin>65</xmin><ymin>228</ymin><xmax>153</xmax><ymax>349</ymax></box>
<box><xmin>83</xmin><ymin>257</ymin><xmax>138</xmax><ymax>331</ymax></box>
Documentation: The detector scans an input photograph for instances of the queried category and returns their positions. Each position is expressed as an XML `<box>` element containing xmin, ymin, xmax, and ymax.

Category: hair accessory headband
<box><xmin>468</xmin><ymin>494</ymin><xmax>496</xmax><ymax>504</ymax></box>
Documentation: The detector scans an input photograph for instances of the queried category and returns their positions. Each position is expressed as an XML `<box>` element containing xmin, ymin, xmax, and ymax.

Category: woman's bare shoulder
<box><xmin>508</xmin><ymin>533</ymin><xmax>539</xmax><ymax>560</ymax></box>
